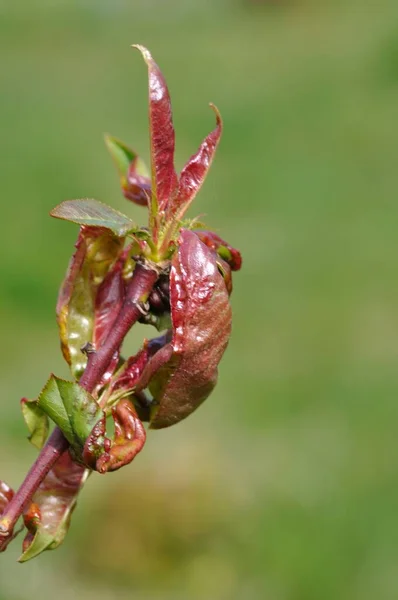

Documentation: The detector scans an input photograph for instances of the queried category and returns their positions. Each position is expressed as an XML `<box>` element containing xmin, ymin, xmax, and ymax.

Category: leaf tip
<box><xmin>208</xmin><ymin>103</ymin><xmax>223</xmax><ymax>129</ymax></box>
<box><xmin>131</xmin><ymin>44</ymin><xmax>152</xmax><ymax>63</ymax></box>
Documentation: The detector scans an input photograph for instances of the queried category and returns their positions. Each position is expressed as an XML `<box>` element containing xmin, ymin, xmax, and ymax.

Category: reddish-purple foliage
<box><xmin>0</xmin><ymin>45</ymin><xmax>241</xmax><ymax>562</ymax></box>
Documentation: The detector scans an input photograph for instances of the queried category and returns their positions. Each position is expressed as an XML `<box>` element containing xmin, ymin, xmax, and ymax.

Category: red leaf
<box><xmin>169</xmin><ymin>104</ymin><xmax>222</xmax><ymax>220</ymax></box>
<box><xmin>133</xmin><ymin>45</ymin><xmax>178</xmax><ymax>214</ymax></box>
<box><xmin>148</xmin><ymin>229</ymin><xmax>232</xmax><ymax>429</ymax></box>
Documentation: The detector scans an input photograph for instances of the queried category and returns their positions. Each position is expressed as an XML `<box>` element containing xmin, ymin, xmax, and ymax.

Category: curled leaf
<box><xmin>133</xmin><ymin>45</ymin><xmax>178</xmax><ymax>216</ymax></box>
<box><xmin>105</xmin><ymin>134</ymin><xmax>151</xmax><ymax>206</ymax></box>
<box><xmin>95</xmin><ymin>399</ymin><xmax>146</xmax><ymax>473</ymax></box>
<box><xmin>56</xmin><ymin>226</ymin><xmax>124</xmax><ymax>379</ymax></box>
<box><xmin>146</xmin><ymin>229</ymin><xmax>232</xmax><ymax>429</ymax></box>
<box><xmin>20</xmin><ymin>452</ymin><xmax>89</xmax><ymax>562</ymax></box>
<box><xmin>21</xmin><ymin>398</ymin><xmax>49</xmax><ymax>449</ymax></box>
<box><xmin>51</xmin><ymin>198</ymin><xmax>136</xmax><ymax>236</ymax></box>
<box><xmin>169</xmin><ymin>104</ymin><xmax>223</xmax><ymax>220</ymax></box>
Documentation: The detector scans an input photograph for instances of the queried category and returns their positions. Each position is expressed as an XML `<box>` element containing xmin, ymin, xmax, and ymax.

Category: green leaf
<box><xmin>19</xmin><ymin>454</ymin><xmax>89</xmax><ymax>562</ymax></box>
<box><xmin>50</xmin><ymin>198</ymin><xmax>136</xmax><ymax>236</ymax></box>
<box><xmin>19</xmin><ymin>529</ymin><xmax>54</xmax><ymax>563</ymax></box>
<box><xmin>37</xmin><ymin>375</ymin><xmax>103</xmax><ymax>453</ymax></box>
<box><xmin>21</xmin><ymin>398</ymin><xmax>49</xmax><ymax>449</ymax></box>
<box><xmin>105</xmin><ymin>134</ymin><xmax>140</xmax><ymax>177</ymax></box>
<box><xmin>105</xmin><ymin>134</ymin><xmax>151</xmax><ymax>207</ymax></box>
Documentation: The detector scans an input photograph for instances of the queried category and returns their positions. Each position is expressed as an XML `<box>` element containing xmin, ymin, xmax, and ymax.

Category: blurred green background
<box><xmin>1</xmin><ymin>0</ymin><xmax>398</xmax><ymax>598</ymax></box>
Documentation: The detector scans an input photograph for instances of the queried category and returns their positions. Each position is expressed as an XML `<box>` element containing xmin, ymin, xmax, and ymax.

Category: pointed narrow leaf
<box><xmin>133</xmin><ymin>45</ymin><xmax>178</xmax><ymax>214</ymax></box>
<box><xmin>105</xmin><ymin>135</ymin><xmax>151</xmax><ymax>206</ymax></box>
<box><xmin>20</xmin><ymin>452</ymin><xmax>89</xmax><ymax>562</ymax></box>
<box><xmin>56</xmin><ymin>227</ymin><xmax>123</xmax><ymax>379</ymax></box>
<box><xmin>170</xmin><ymin>104</ymin><xmax>222</xmax><ymax>220</ymax></box>
<box><xmin>21</xmin><ymin>398</ymin><xmax>49</xmax><ymax>449</ymax></box>
<box><xmin>37</xmin><ymin>376</ymin><xmax>103</xmax><ymax>454</ymax></box>
<box><xmin>51</xmin><ymin>198</ymin><xmax>136</xmax><ymax>236</ymax></box>
<box><xmin>148</xmin><ymin>229</ymin><xmax>232</xmax><ymax>429</ymax></box>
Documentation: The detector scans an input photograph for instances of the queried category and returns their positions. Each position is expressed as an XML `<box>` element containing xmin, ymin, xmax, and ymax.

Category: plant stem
<box><xmin>0</xmin><ymin>260</ymin><xmax>158</xmax><ymax>550</ymax></box>
<box><xmin>79</xmin><ymin>260</ymin><xmax>158</xmax><ymax>391</ymax></box>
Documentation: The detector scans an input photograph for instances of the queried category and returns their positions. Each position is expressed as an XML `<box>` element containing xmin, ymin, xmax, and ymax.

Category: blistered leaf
<box><xmin>194</xmin><ymin>229</ymin><xmax>242</xmax><ymax>271</ymax></box>
<box><xmin>147</xmin><ymin>229</ymin><xmax>232</xmax><ymax>429</ymax></box>
<box><xmin>56</xmin><ymin>227</ymin><xmax>124</xmax><ymax>379</ymax></box>
<box><xmin>19</xmin><ymin>452</ymin><xmax>89</xmax><ymax>562</ymax></box>
<box><xmin>105</xmin><ymin>134</ymin><xmax>151</xmax><ymax>207</ymax></box>
<box><xmin>169</xmin><ymin>104</ymin><xmax>222</xmax><ymax>220</ymax></box>
<box><xmin>37</xmin><ymin>375</ymin><xmax>102</xmax><ymax>455</ymax></box>
<box><xmin>133</xmin><ymin>45</ymin><xmax>178</xmax><ymax>216</ymax></box>
<box><xmin>21</xmin><ymin>398</ymin><xmax>49</xmax><ymax>449</ymax></box>
<box><xmin>51</xmin><ymin>198</ymin><xmax>136</xmax><ymax>236</ymax></box>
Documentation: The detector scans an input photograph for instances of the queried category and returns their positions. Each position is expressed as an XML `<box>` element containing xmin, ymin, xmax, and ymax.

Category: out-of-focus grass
<box><xmin>1</xmin><ymin>1</ymin><xmax>398</xmax><ymax>598</ymax></box>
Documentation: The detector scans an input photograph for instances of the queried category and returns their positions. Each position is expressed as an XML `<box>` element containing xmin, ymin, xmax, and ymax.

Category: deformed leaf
<box><xmin>20</xmin><ymin>452</ymin><xmax>89</xmax><ymax>562</ymax></box>
<box><xmin>169</xmin><ymin>104</ymin><xmax>222</xmax><ymax>220</ymax></box>
<box><xmin>56</xmin><ymin>227</ymin><xmax>124</xmax><ymax>379</ymax></box>
<box><xmin>21</xmin><ymin>398</ymin><xmax>49</xmax><ymax>449</ymax></box>
<box><xmin>37</xmin><ymin>375</ymin><xmax>103</xmax><ymax>455</ymax></box>
<box><xmin>94</xmin><ymin>399</ymin><xmax>146</xmax><ymax>473</ymax></box>
<box><xmin>147</xmin><ymin>229</ymin><xmax>232</xmax><ymax>429</ymax></box>
<box><xmin>51</xmin><ymin>198</ymin><xmax>136</xmax><ymax>236</ymax></box>
<box><xmin>105</xmin><ymin>134</ymin><xmax>151</xmax><ymax>206</ymax></box>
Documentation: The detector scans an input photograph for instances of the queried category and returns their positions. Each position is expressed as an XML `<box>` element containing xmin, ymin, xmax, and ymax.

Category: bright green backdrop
<box><xmin>1</xmin><ymin>1</ymin><xmax>398</xmax><ymax>598</ymax></box>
